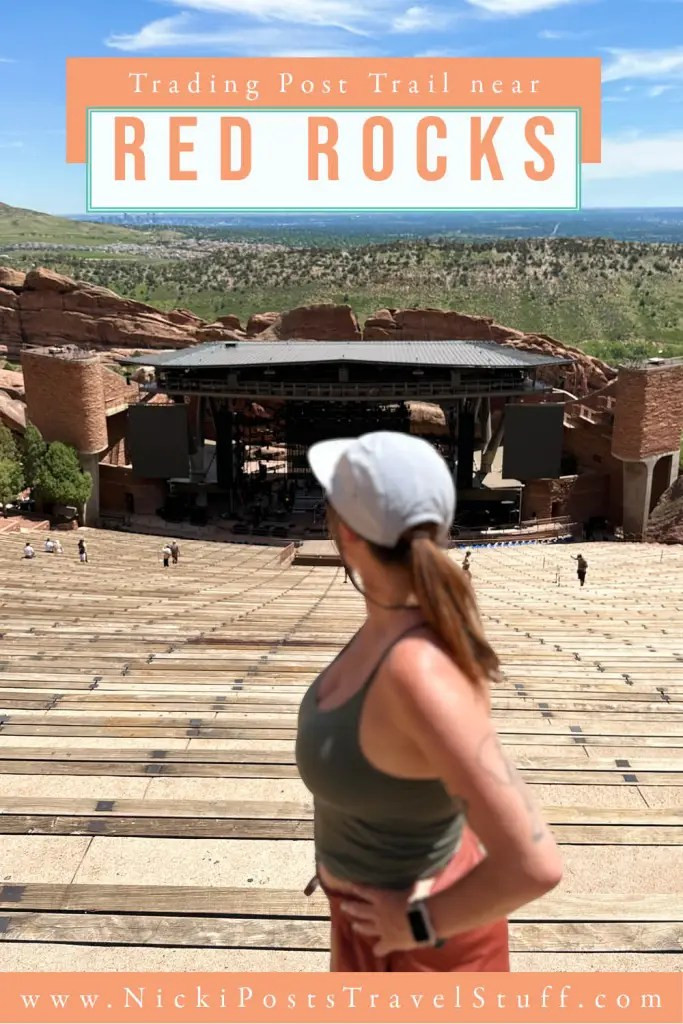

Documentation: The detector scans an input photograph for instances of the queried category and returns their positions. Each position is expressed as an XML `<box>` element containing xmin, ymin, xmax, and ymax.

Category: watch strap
<box><xmin>407</xmin><ymin>899</ymin><xmax>445</xmax><ymax>948</ymax></box>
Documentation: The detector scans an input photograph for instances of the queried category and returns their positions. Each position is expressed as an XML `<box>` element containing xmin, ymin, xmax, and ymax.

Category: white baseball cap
<box><xmin>307</xmin><ymin>431</ymin><xmax>455</xmax><ymax>548</ymax></box>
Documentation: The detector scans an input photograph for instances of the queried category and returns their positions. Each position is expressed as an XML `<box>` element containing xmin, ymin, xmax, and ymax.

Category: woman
<box><xmin>296</xmin><ymin>431</ymin><xmax>562</xmax><ymax>972</ymax></box>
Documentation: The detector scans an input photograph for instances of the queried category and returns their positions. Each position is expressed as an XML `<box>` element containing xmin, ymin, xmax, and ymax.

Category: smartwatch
<box><xmin>407</xmin><ymin>900</ymin><xmax>446</xmax><ymax>948</ymax></box>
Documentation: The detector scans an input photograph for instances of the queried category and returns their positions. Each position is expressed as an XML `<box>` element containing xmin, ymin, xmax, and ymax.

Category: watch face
<box><xmin>408</xmin><ymin>906</ymin><xmax>430</xmax><ymax>944</ymax></box>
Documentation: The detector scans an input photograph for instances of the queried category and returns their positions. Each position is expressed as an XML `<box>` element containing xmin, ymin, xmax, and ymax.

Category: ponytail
<box><xmin>409</xmin><ymin>532</ymin><xmax>499</xmax><ymax>693</ymax></box>
<box><xmin>368</xmin><ymin>525</ymin><xmax>499</xmax><ymax>698</ymax></box>
<box><xmin>326</xmin><ymin>504</ymin><xmax>499</xmax><ymax>698</ymax></box>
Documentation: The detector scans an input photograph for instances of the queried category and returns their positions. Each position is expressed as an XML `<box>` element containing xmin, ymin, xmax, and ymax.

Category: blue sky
<box><xmin>0</xmin><ymin>0</ymin><xmax>682</xmax><ymax>213</ymax></box>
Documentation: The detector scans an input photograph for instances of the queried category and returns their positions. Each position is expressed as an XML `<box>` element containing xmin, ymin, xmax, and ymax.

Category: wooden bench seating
<box><xmin>0</xmin><ymin>531</ymin><xmax>681</xmax><ymax>971</ymax></box>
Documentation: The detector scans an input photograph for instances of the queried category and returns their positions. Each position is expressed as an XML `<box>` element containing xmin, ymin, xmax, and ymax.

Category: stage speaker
<box><xmin>502</xmin><ymin>403</ymin><xmax>564</xmax><ymax>481</ymax></box>
<box><xmin>127</xmin><ymin>404</ymin><xmax>190</xmax><ymax>479</ymax></box>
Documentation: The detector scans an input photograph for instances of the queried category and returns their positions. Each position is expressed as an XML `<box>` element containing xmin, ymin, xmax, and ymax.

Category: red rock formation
<box><xmin>363</xmin><ymin>307</ymin><xmax>515</xmax><ymax>342</ymax></box>
<box><xmin>0</xmin><ymin>286</ymin><xmax>23</xmax><ymax>350</ymax></box>
<box><xmin>646</xmin><ymin>475</ymin><xmax>683</xmax><ymax>544</ymax></box>
<box><xmin>246</xmin><ymin>304</ymin><xmax>361</xmax><ymax>341</ymax></box>
<box><xmin>166</xmin><ymin>309</ymin><xmax>204</xmax><ymax>327</ymax></box>
<box><xmin>0</xmin><ymin>390</ymin><xmax>26</xmax><ymax>433</ymax></box>
<box><xmin>361</xmin><ymin>307</ymin><xmax>615</xmax><ymax>397</ymax></box>
<box><xmin>216</xmin><ymin>314</ymin><xmax>243</xmax><ymax>332</ymax></box>
<box><xmin>246</xmin><ymin>312</ymin><xmax>280</xmax><ymax>336</ymax></box>
<box><xmin>0</xmin><ymin>268</ymin><xmax>26</xmax><ymax>290</ymax></box>
<box><xmin>278</xmin><ymin>304</ymin><xmax>361</xmax><ymax>341</ymax></box>
<box><xmin>0</xmin><ymin>368</ymin><xmax>24</xmax><ymax>399</ymax></box>
<box><xmin>0</xmin><ymin>265</ymin><xmax>615</xmax><ymax>401</ymax></box>
<box><xmin>0</xmin><ymin>265</ymin><xmax>240</xmax><ymax>357</ymax></box>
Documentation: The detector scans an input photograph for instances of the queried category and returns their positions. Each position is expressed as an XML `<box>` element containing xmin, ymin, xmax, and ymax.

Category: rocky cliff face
<box><xmin>0</xmin><ymin>267</ymin><xmax>615</xmax><ymax>401</ymax></box>
<box><xmin>646</xmin><ymin>476</ymin><xmax>683</xmax><ymax>544</ymax></box>
<box><xmin>0</xmin><ymin>266</ymin><xmax>241</xmax><ymax>358</ymax></box>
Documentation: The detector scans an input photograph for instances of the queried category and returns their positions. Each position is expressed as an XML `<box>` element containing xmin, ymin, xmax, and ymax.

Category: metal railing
<box><xmin>158</xmin><ymin>375</ymin><xmax>543</xmax><ymax>401</ymax></box>
<box><xmin>450</xmin><ymin>516</ymin><xmax>576</xmax><ymax>542</ymax></box>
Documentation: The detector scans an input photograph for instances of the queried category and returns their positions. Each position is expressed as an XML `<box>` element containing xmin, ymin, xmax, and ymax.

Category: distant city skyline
<box><xmin>1</xmin><ymin>0</ymin><xmax>682</xmax><ymax>213</ymax></box>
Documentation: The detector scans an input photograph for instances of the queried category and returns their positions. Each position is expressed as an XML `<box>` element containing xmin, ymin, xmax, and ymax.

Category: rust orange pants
<box><xmin>320</xmin><ymin>826</ymin><xmax>510</xmax><ymax>972</ymax></box>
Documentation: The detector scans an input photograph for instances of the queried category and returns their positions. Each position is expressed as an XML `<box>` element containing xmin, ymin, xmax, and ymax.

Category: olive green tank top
<box><xmin>296</xmin><ymin>625</ymin><xmax>465</xmax><ymax>890</ymax></box>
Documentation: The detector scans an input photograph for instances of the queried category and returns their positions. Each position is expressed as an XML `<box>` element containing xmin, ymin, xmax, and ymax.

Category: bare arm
<box><xmin>387</xmin><ymin>639</ymin><xmax>562</xmax><ymax>937</ymax></box>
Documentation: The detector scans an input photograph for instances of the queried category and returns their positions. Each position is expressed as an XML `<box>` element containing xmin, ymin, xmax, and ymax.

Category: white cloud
<box><xmin>584</xmin><ymin>130</ymin><xmax>683</xmax><ymax>179</ymax></box>
<box><xmin>0</xmin><ymin>57</ymin><xmax>16</xmax><ymax>63</ymax></box>
<box><xmin>538</xmin><ymin>28</ymin><xmax>587</xmax><ymax>38</ymax></box>
<box><xmin>108</xmin><ymin>14</ymin><xmax>194</xmax><ymax>51</ymax></box>
<box><xmin>392</xmin><ymin>5</ymin><xmax>436</xmax><ymax>31</ymax></box>
<box><xmin>0</xmin><ymin>140</ymin><xmax>23</xmax><ymax>150</ymax></box>
<box><xmin>647</xmin><ymin>84</ymin><xmax>673</xmax><ymax>97</ymax></box>
<box><xmin>163</xmin><ymin>0</ymin><xmax>385</xmax><ymax>34</ymax></box>
<box><xmin>466</xmin><ymin>0</ymin><xmax>577</xmax><ymax>15</ymax></box>
<box><xmin>106</xmin><ymin>13</ymin><xmax>367</xmax><ymax>53</ymax></box>
<box><xmin>414</xmin><ymin>47</ymin><xmax>463</xmax><ymax>55</ymax></box>
<box><xmin>602</xmin><ymin>47</ymin><xmax>683</xmax><ymax>82</ymax></box>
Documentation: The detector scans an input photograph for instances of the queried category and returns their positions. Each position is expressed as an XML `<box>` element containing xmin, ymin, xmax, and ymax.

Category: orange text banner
<box><xmin>2</xmin><ymin>972</ymin><xmax>680</xmax><ymax>1024</ymax></box>
<box><xmin>66</xmin><ymin>57</ymin><xmax>601</xmax><ymax>164</ymax></box>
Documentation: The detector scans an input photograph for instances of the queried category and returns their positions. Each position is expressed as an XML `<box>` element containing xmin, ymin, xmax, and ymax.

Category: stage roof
<box><xmin>131</xmin><ymin>340</ymin><xmax>572</xmax><ymax>371</ymax></box>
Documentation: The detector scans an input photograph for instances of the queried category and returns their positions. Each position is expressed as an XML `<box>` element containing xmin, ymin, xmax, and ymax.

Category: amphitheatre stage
<box><xmin>0</xmin><ymin>530</ymin><xmax>681</xmax><ymax>972</ymax></box>
<box><xmin>122</xmin><ymin>338</ymin><xmax>572</xmax><ymax>539</ymax></box>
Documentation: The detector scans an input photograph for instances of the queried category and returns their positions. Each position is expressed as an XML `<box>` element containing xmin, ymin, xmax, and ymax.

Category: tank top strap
<box><xmin>359</xmin><ymin>622</ymin><xmax>428</xmax><ymax>695</ymax></box>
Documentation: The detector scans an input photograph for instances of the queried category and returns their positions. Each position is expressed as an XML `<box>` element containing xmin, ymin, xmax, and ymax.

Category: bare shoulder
<box><xmin>380</xmin><ymin>631</ymin><xmax>476</xmax><ymax>712</ymax></box>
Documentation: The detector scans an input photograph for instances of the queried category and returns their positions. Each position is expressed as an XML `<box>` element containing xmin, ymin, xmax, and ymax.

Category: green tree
<box><xmin>35</xmin><ymin>442</ymin><xmax>92</xmax><ymax>513</ymax></box>
<box><xmin>21</xmin><ymin>422</ymin><xmax>47</xmax><ymax>492</ymax></box>
<box><xmin>0</xmin><ymin>426</ymin><xmax>24</xmax><ymax>515</ymax></box>
<box><xmin>0</xmin><ymin>458</ymin><xmax>24</xmax><ymax>515</ymax></box>
<box><xmin>0</xmin><ymin>423</ymin><xmax>20</xmax><ymax>464</ymax></box>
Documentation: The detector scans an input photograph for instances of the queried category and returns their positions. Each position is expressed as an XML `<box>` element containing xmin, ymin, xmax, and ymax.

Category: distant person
<box><xmin>23</xmin><ymin>542</ymin><xmax>35</xmax><ymax>559</ymax></box>
<box><xmin>54</xmin><ymin>538</ymin><xmax>63</xmax><ymax>554</ymax></box>
<box><xmin>170</xmin><ymin>540</ymin><xmax>180</xmax><ymax>565</ymax></box>
<box><xmin>162</xmin><ymin>543</ymin><xmax>172</xmax><ymax>568</ymax></box>
<box><xmin>572</xmin><ymin>553</ymin><xmax>588</xmax><ymax>587</ymax></box>
<box><xmin>44</xmin><ymin>538</ymin><xmax>55</xmax><ymax>554</ymax></box>
<box><xmin>78</xmin><ymin>538</ymin><xmax>88</xmax><ymax>564</ymax></box>
<box><xmin>462</xmin><ymin>550</ymin><xmax>472</xmax><ymax>575</ymax></box>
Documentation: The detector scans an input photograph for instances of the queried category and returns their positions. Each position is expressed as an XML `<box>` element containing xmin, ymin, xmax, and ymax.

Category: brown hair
<box><xmin>328</xmin><ymin>506</ymin><xmax>498</xmax><ymax>696</ymax></box>
<box><xmin>378</xmin><ymin>527</ymin><xmax>498</xmax><ymax>693</ymax></box>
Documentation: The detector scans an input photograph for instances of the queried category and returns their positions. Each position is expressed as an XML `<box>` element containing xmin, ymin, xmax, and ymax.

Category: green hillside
<box><xmin>11</xmin><ymin>235</ymin><xmax>679</xmax><ymax>355</ymax></box>
<box><xmin>1</xmin><ymin>211</ymin><xmax>681</xmax><ymax>357</ymax></box>
<box><xmin>0</xmin><ymin>203</ymin><xmax>169</xmax><ymax>246</ymax></box>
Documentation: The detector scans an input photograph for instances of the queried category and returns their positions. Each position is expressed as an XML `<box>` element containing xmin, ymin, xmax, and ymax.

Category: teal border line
<box><xmin>86</xmin><ymin>106</ymin><xmax>583</xmax><ymax>213</ymax></box>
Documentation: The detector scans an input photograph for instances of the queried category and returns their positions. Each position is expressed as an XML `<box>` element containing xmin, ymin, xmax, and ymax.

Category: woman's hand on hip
<box><xmin>339</xmin><ymin>884</ymin><xmax>417</xmax><ymax>956</ymax></box>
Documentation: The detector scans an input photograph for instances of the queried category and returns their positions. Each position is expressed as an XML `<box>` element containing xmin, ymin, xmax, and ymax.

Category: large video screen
<box><xmin>502</xmin><ymin>403</ymin><xmax>564</xmax><ymax>481</ymax></box>
<box><xmin>127</xmin><ymin>404</ymin><xmax>190</xmax><ymax>479</ymax></box>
